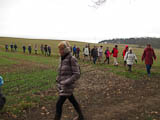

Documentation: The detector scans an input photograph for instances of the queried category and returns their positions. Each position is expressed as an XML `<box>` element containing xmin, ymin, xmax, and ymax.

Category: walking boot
<box><xmin>54</xmin><ymin>114</ymin><xmax>61</xmax><ymax>120</ymax></box>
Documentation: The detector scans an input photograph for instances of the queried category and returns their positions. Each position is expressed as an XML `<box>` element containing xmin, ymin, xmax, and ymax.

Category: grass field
<box><xmin>0</xmin><ymin>37</ymin><xmax>160</xmax><ymax>119</ymax></box>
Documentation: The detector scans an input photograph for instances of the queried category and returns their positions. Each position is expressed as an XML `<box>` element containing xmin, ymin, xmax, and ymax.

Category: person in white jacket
<box><xmin>83</xmin><ymin>45</ymin><xmax>89</xmax><ymax>61</ymax></box>
<box><xmin>124</xmin><ymin>48</ymin><xmax>137</xmax><ymax>72</ymax></box>
<box><xmin>98</xmin><ymin>46</ymin><xmax>103</xmax><ymax>62</ymax></box>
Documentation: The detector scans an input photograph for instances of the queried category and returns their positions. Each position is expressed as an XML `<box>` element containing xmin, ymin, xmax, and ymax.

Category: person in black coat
<box><xmin>22</xmin><ymin>45</ymin><xmax>26</xmax><ymax>53</ymax></box>
<box><xmin>44</xmin><ymin>44</ymin><xmax>48</xmax><ymax>56</ymax></box>
<box><xmin>91</xmin><ymin>45</ymin><xmax>98</xmax><ymax>64</ymax></box>
<box><xmin>28</xmin><ymin>44</ymin><xmax>32</xmax><ymax>54</ymax></box>
<box><xmin>14</xmin><ymin>44</ymin><xmax>17</xmax><ymax>51</ymax></box>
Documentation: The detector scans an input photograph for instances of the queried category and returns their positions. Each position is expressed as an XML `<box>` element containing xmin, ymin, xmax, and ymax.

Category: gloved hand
<box><xmin>135</xmin><ymin>60</ymin><xmax>137</xmax><ymax>63</ymax></box>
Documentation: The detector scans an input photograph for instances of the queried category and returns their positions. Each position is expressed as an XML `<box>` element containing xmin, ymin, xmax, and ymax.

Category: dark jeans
<box><xmin>76</xmin><ymin>53</ymin><xmax>80</xmax><ymax>59</ymax></box>
<box><xmin>104</xmin><ymin>57</ymin><xmax>110</xmax><ymax>64</ymax></box>
<box><xmin>128</xmin><ymin>65</ymin><xmax>132</xmax><ymax>72</ymax></box>
<box><xmin>55</xmin><ymin>94</ymin><xmax>83</xmax><ymax>119</ymax></box>
<box><xmin>73</xmin><ymin>52</ymin><xmax>76</xmax><ymax>57</ymax></box>
<box><xmin>28</xmin><ymin>50</ymin><xmax>31</xmax><ymax>54</ymax></box>
<box><xmin>146</xmin><ymin>64</ymin><xmax>152</xmax><ymax>75</ymax></box>
<box><xmin>93</xmin><ymin>57</ymin><xmax>97</xmax><ymax>64</ymax></box>
<box><xmin>124</xmin><ymin>61</ymin><xmax>127</xmax><ymax>66</ymax></box>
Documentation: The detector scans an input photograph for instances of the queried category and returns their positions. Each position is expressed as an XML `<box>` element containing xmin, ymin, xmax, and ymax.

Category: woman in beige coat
<box><xmin>54</xmin><ymin>41</ymin><xmax>84</xmax><ymax>120</ymax></box>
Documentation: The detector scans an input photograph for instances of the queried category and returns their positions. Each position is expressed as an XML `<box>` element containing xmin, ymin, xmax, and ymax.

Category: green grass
<box><xmin>0</xmin><ymin>39</ymin><xmax>60</xmax><ymax>116</ymax></box>
<box><xmin>91</xmin><ymin>59</ymin><xmax>160</xmax><ymax>80</ymax></box>
<box><xmin>0</xmin><ymin>50</ymin><xmax>59</xmax><ymax>65</ymax></box>
<box><xmin>0</xmin><ymin>56</ymin><xmax>17</xmax><ymax>65</ymax></box>
<box><xmin>0</xmin><ymin>37</ymin><xmax>160</xmax><ymax>117</ymax></box>
<box><xmin>1</xmin><ymin>69</ymin><xmax>57</xmax><ymax>115</ymax></box>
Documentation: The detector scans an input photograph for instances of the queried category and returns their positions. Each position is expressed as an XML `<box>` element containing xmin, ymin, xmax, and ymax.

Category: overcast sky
<box><xmin>0</xmin><ymin>0</ymin><xmax>160</xmax><ymax>43</ymax></box>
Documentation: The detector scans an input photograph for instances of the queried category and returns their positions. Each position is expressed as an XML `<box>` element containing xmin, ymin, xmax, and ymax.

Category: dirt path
<box><xmin>2</xmin><ymin>63</ymin><xmax>160</xmax><ymax>120</ymax></box>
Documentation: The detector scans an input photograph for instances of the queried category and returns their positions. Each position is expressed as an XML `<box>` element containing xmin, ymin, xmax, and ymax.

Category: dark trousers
<box><xmin>124</xmin><ymin>61</ymin><xmax>127</xmax><ymax>66</ymax></box>
<box><xmin>93</xmin><ymin>57</ymin><xmax>97</xmax><ymax>64</ymax></box>
<box><xmin>73</xmin><ymin>52</ymin><xmax>76</xmax><ymax>57</ymax></box>
<box><xmin>28</xmin><ymin>50</ymin><xmax>31</xmax><ymax>54</ymax></box>
<box><xmin>104</xmin><ymin>57</ymin><xmax>110</xmax><ymax>64</ymax></box>
<box><xmin>55</xmin><ymin>94</ymin><xmax>83</xmax><ymax>119</ymax></box>
<box><xmin>146</xmin><ymin>64</ymin><xmax>152</xmax><ymax>75</ymax></box>
<box><xmin>76</xmin><ymin>53</ymin><xmax>80</xmax><ymax>59</ymax></box>
<box><xmin>128</xmin><ymin>65</ymin><xmax>132</xmax><ymax>72</ymax></box>
<box><xmin>0</xmin><ymin>88</ymin><xmax>6</xmax><ymax>110</ymax></box>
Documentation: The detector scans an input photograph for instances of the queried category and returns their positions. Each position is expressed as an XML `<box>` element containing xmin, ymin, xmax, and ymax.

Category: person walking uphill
<box><xmin>28</xmin><ymin>44</ymin><xmax>32</xmax><ymax>54</ymax></box>
<box><xmin>91</xmin><ymin>45</ymin><xmax>98</xmax><ymax>64</ymax></box>
<box><xmin>112</xmin><ymin>45</ymin><xmax>119</xmax><ymax>66</ymax></box>
<box><xmin>104</xmin><ymin>47</ymin><xmax>111</xmax><ymax>64</ymax></box>
<box><xmin>54</xmin><ymin>41</ymin><xmax>84</xmax><ymax>120</ymax></box>
<box><xmin>123</xmin><ymin>45</ymin><xmax>129</xmax><ymax>66</ymax></box>
<box><xmin>142</xmin><ymin>44</ymin><xmax>156</xmax><ymax>76</ymax></box>
<box><xmin>124</xmin><ymin>48</ymin><xmax>137</xmax><ymax>72</ymax></box>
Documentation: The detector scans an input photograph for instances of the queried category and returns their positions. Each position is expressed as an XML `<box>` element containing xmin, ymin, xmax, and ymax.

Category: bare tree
<box><xmin>89</xmin><ymin>0</ymin><xmax>106</xmax><ymax>8</ymax></box>
<box><xmin>93</xmin><ymin>0</ymin><xmax>106</xmax><ymax>5</ymax></box>
<box><xmin>89</xmin><ymin>0</ymin><xmax>136</xmax><ymax>8</ymax></box>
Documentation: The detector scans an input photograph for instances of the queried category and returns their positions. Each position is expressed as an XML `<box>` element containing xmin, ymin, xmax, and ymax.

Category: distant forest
<box><xmin>99</xmin><ymin>37</ymin><xmax>160</xmax><ymax>49</ymax></box>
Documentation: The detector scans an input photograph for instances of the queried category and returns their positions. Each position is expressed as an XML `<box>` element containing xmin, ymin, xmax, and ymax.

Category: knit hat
<box><xmin>58</xmin><ymin>41</ymin><xmax>71</xmax><ymax>54</ymax></box>
<box><xmin>0</xmin><ymin>76</ymin><xmax>4</xmax><ymax>86</ymax></box>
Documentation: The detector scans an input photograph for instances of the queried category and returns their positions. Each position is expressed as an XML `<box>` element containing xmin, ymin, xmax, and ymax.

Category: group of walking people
<box><xmin>54</xmin><ymin>41</ymin><xmax>157</xmax><ymax>120</ymax></box>
<box><xmin>82</xmin><ymin>44</ymin><xmax>118</xmax><ymax>65</ymax></box>
<box><xmin>4</xmin><ymin>42</ymin><xmax>157</xmax><ymax>75</ymax></box>
<box><xmin>5</xmin><ymin>43</ymin><xmax>17</xmax><ymax>52</ymax></box>
<box><xmin>72</xmin><ymin>45</ymin><xmax>81</xmax><ymax>59</ymax></box>
<box><xmin>4</xmin><ymin>43</ymin><xmax>52</xmax><ymax>56</ymax></box>
<box><xmin>82</xmin><ymin>43</ymin><xmax>156</xmax><ymax>75</ymax></box>
<box><xmin>82</xmin><ymin>44</ymin><xmax>104</xmax><ymax>63</ymax></box>
<box><xmin>0</xmin><ymin>41</ymin><xmax>157</xmax><ymax>120</ymax></box>
<box><xmin>122</xmin><ymin>44</ymin><xmax>156</xmax><ymax>75</ymax></box>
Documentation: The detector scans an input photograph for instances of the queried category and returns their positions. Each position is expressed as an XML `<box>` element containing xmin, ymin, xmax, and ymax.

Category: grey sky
<box><xmin>0</xmin><ymin>0</ymin><xmax>160</xmax><ymax>43</ymax></box>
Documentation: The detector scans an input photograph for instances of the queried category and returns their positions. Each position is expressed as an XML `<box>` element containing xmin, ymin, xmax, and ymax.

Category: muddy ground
<box><xmin>1</xmin><ymin>63</ymin><xmax>160</xmax><ymax>120</ymax></box>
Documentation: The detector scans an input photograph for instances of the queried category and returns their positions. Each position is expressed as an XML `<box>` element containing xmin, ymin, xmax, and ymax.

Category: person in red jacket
<box><xmin>122</xmin><ymin>45</ymin><xmax>128</xmax><ymax>66</ymax></box>
<box><xmin>112</xmin><ymin>45</ymin><xmax>119</xmax><ymax>66</ymax></box>
<box><xmin>142</xmin><ymin>44</ymin><xmax>156</xmax><ymax>76</ymax></box>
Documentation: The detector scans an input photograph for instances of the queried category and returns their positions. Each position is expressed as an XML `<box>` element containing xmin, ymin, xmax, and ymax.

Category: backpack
<box><xmin>112</xmin><ymin>49</ymin><xmax>114</xmax><ymax>54</ymax></box>
<box><xmin>105</xmin><ymin>50</ymin><xmax>108</xmax><ymax>55</ymax></box>
<box><xmin>69</xmin><ymin>56</ymin><xmax>81</xmax><ymax>75</ymax></box>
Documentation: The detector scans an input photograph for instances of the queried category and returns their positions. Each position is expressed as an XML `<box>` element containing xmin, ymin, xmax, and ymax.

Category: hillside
<box><xmin>0</xmin><ymin>37</ymin><xmax>160</xmax><ymax>120</ymax></box>
<box><xmin>99</xmin><ymin>37</ymin><xmax>160</xmax><ymax>49</ymax></box>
